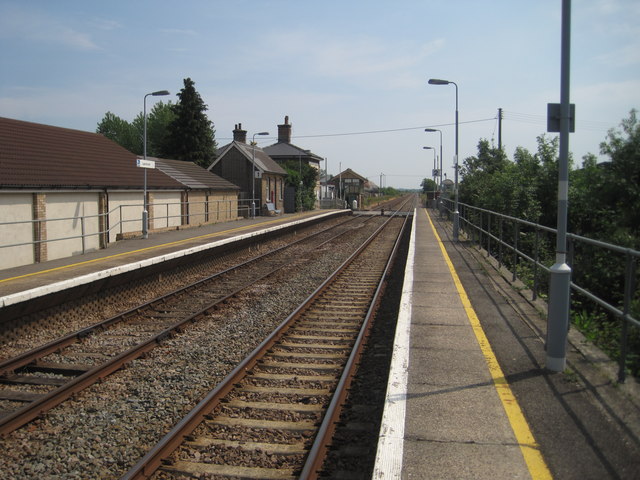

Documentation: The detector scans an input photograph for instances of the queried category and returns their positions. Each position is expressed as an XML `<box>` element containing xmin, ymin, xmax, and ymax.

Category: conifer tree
<box><xmin>163</xmin><ymin>77</ymin><xmax>217</xmax><ymax>167</ymax></box>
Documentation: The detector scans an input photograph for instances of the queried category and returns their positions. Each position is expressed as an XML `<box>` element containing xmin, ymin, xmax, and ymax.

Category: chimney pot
<box><xmin>278</xmin><ymin>115</ymin><xmax>292</xmax><ymax>144</ymax></box>
<box><xmin>233</xmin><ymin>123</ymin><xmax>247</xmax><ymax>143</ymax></box>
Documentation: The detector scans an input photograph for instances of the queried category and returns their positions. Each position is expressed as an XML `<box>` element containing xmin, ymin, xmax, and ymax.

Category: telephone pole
<box><xmin>498</xmin><ymin>108</ymin><xmax>503</xmax><ymax>151</ymax></box>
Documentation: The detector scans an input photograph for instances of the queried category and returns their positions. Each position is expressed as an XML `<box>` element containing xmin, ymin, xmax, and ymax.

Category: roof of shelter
<box><xmin>0</xmin><ymin>117</ymin><xmax>182</xmax><ymax>190</ymax></box>
<box><xmin>151</xmin><ymin>157</ymin><xmax>239</xmax><ymax>190</ymax></box>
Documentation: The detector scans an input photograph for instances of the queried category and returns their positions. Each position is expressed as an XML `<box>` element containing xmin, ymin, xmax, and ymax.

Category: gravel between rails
<box><xmin>0</xmin><ymin>217</ymin><xmax>390</xmax><ymax>479</ymax></box>
<box><xmin>0</xmin><ymin>217</ymin><xmax>347</xmax><ymax>361</ymax></box>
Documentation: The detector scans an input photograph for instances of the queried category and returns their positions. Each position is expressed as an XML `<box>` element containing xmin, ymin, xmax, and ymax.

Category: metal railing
<box><xmin>0</xmin><ymin>199</ymin><xmax>239</xmax><ymax>257</ymax></box>
<box><xmin>439</xmin><ymin>198</ymin><xmax>639</xmax><ymax>382</ymax></box>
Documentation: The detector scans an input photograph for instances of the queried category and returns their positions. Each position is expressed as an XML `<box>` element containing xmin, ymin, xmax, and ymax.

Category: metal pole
<box><xmin>453</xmin><ymin>81</ymin><xmax>459</xmax><ymax>241</ymax></box>
<box><xmin>142</xmin><ymin>90</ymin><xmax>169</xmax><ymax>239</ymax></box>
<box><xmin>142</xmin><ymin>94</ymin><xmax>149</xmax><ymax>239</ymax></box>
<box><xmin>251</xmin><ymin>142</ymin><xmax>256</xmax><ymax>219</ymax></box>
<box><xmin>546</xmin><ymin>0</ymin><xmax>572</xmax><ymax>372</ymax></box>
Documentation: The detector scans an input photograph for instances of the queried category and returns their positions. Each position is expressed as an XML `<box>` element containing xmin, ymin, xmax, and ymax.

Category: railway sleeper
<box><xmin>161</xmin><ymin>461</ymin><xmax>297</xmax><ymax>480</ymax></box>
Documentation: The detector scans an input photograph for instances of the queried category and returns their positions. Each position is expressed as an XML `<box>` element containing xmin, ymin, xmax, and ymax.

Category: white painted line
<box><xmin>372</xmin><ymin>209</ymin><xmax>416</xmax><ymax>479</ymax></box>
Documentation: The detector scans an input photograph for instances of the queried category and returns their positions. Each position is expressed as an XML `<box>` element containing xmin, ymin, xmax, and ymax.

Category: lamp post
<box><xmin>423</xmin><ymin>146</ymin><xmax>436</xmax><ymax>208</ymax></box>
<box><xmin>546</xmin><ymin>0</ymin><xmax>572</xmax><ymax>373</ymax></box>
<box><xmin>142</xmin><ymin>89</ymin><xmax>170</xmax><ymax>239</ymax></box>
<box><xmin>429</xmin><ymin>78</ymin><xmax>459</xmax><ymax>240</ymax></box>
<box><xmin>251</xmin><ymin>132</ymin><xmax>269</xmax><ymax>218</ymax></box>
<box><xmin>425</xmin><ymin>128</ymin><xmax>444</xmax><ymax>215</ymax></box>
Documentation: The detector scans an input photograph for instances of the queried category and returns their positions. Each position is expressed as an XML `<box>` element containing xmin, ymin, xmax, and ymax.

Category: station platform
<box><xmin>374</xmin><ymin>208</ymin><xmax>640</xmax><ymax>479</ymax></box>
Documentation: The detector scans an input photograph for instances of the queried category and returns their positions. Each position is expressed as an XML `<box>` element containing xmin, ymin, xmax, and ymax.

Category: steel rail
<box><xmin>121</xmin><ymin>209</ymin><xmax>408</xmax><ymax>479</ymax></box>
<box><xmin>0</xmin><ymin>260</ymin><xmax>292</xmax><ymax>436</ymax></box>
<box><xmin>0</xmin><ymin>215</ymin><xmax>365</xmax><ymax>435</ymax></box>
<box><xmin>0</xmin><ymin>214</ymin><xmax>362</xmax><ymax>376</ymax></box>
<box><xmin>299</xmin><ymin>205</ymin><xmax>411</xmax><ymax>479</ymax></box>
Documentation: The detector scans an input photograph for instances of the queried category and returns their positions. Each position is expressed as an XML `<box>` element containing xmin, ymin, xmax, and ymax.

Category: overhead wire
<box><xmin>218</xmin><ymin>117</ymin><xmax>496</xmax><ymax>141</ymax></box>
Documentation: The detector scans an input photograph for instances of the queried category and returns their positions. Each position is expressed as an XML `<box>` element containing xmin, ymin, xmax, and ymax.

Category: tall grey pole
<box><xmin>251</xmin><ymin>142</ymin><xmax>256</xmax><ymax>219</ymax></box>
<box><xmin>143</xmin><ymin>94</ymin><xmax>148</xmax><ymax>239</ymax></box>
<box><xmin>141</xmin><ymin>90</ymin><xmax>169</xmax><ymax>239</ymax></box>
<box><xmin>453</xmin><ymin>82</ymin><xmax>459</xmax><ymax>241</ymax></box>
<box><xmin>546</xmin><ymin>0</ymin><xmax>572</xmax><ymax>372</ymax></box>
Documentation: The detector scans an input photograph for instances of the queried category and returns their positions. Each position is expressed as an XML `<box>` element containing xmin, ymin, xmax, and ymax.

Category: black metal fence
<box><xmin>438</xmin><ymin>198</ymin><xmax>639</xmax><ymax>382</ymax></box>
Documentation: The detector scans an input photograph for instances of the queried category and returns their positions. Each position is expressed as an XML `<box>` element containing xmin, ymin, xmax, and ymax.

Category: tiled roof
<box><xmin>152</xmin><ymin>157</ymin><xmax>239</xmax><ymax>190</ymax></box>
<box><xmin>329</xmin><ymin>168</ymin><xmax>369</xmax><ymax>184</ymax></box>
<box><xmin>0</xmin><ymin>117</ymin><xmax>182</xmax><ymax>189</ymax></box>
<box><xmin>263</xmin><ymin>141</ymin><xmax>323</xmax><ymax>163</ymax></box>
<box><xmin>213</xmin><ymin>141</ymin><xmax>287</xmax><ymax>175</ymax></box>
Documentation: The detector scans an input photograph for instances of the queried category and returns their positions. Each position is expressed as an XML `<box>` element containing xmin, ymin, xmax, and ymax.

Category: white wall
<box><xmin>0</xmin><ymin>193</ymin><xmax>34</xmax><ymax>269</ymax></box>
<box><xmin>151</xmin><ymin>191</ymin><xmax>182</xmax><ymax>229</ymax></box>
<box><xmin>107</xmin><ymin>191</ymin><xmax>143</xmax><ymax>243</ymax></box>
<box><xmin>46</xmin><ymin>192</ymin><xmax>100</xmax><ymax>260</ymax></box>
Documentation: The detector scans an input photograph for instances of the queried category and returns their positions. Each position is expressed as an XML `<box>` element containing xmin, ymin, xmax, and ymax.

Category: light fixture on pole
<box><xmin>428</xmin><ymin>78</ymin><xmax>459</xmax><ymax>240</ymax></box>
<box><xmin>423</xmin><ymin>146</ymin><xmax>436</xmax><ymax>208</ymax></box>
<box><xmin>251</xmin><ymin>132</ymin><xmax>269</xmax><ymax>218</ymax></box>
<box><xmin>425</xmin><ymin>128</ymin><xmax>443</xmax><ymax>190</ymax></box>
<box><xmin>142</xmin><ymin>89</ymin><xmax>170</xmax><ymax>239</ymax></box>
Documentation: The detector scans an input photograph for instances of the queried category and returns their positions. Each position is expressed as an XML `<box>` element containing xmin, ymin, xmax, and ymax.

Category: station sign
<box><xmin>136</xmin><ymin>159</ymin><xmax>156</xmax><ymax>169</ymax></box>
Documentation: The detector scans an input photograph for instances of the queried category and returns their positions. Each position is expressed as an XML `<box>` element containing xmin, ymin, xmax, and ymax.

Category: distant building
<box><xmin>209</xmin><ymin>124</ymin><xmax>287</xmax><ymax>217</ymax></box>
<box><xmin>328</xmin><ymin>168</ymin><xmax>368</xmax><ymax>209</ymax></box>
<box><xmin>263</xmin><ymin>116</ymin><xmax>324</xmax><ymax>206</ymax></box>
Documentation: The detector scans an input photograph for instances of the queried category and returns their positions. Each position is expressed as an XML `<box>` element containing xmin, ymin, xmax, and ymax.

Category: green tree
<box><xmin>458</xmin><ymin>139</ymin><xmax>509</xmax><ymax>211</ymax></box>
<box><xmin>420</xmin><ymin>178</ymin><xmax>437</xmax><ymax>195</ymax></box>
<box><xmin>132</xmin><ymin>101</ymin><xmax>176</xmax><ymax>158</ymax></box>
<box><xmin>163</xmin><ymin>78</ymin><xmax>217</xmax><ymax>168</ymax></box>
<box><xmin>599</xmin><ymin>109</ymin><xmax>640</xmax><ymax>244</ymax></box>
<box><xmin>97</xmin><ymin>102</ymin><xmax>175</xmax><ymax>157</ymax></box>
<box><xmin>281</xmin><ymin>160</ymin><xmax>318</xmax><ymax>211</ymax></box>
<box><xmin>96</xmin><ymin>112</ymin><xmax>138</xmax><ymax>153</ymax></box>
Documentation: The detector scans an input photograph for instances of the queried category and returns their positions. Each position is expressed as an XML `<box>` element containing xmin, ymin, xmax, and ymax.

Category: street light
<box><xmin>142</xmin><ymin>89</ymin><xmax>170</xmax><ymax>239</ymax></box>
<box><xmin>423</xmin><ymin>146</ymin><xmax>436</xmax><ymax>208</ymax></box>
<box><xmin>251</xmin><ymin>132</ymin><xmax>269</xmax><ymax>218</ymax></box>
<box><xmin>428</xmin><ymin>78</ymin><xmax>459</xmax><ymax>241</ymax></box>
<box><xmin>425</xmin><ymin>128</ymin><xmax>443</xmax><ymax>210</ymax></box>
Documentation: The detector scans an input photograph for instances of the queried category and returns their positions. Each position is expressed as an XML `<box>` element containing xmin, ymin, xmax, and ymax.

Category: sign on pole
<box><xmin>136</xmin><ymin>159</ymin><xmax>156</xmax><ymax>169</ymax></box>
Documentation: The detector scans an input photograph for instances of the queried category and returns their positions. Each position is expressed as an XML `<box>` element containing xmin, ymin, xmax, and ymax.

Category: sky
<box><xmin>1</xmin><ymin>0</ymin><xmax>638</xmax><ymax>189</ymax></box>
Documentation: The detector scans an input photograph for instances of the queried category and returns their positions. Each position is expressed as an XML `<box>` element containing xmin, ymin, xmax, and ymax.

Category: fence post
<box><xmin>81</xmin><ymin>217</ymin><xmax>86</xmax><ymax>254</ymax></box>
<box><xmin>487</xmin><ymin>214</ymin><xmax>492</xmax><ymax>257</ymax></box>
<box><xmin>533</xmin><ymin>227</ymin><xmax>540</xmax><ymax>301</ymax></box>
<box><xmin>513</xmin><ymin>222</ymin><xmax>519</xmax><ymax>282</ymax></box>
<box><xmin>498</xmin><ymin>217</ymin><xmax>503</xmax><ymax>268</ymax></box>
<box><xmin>618</xmin><ymin>252</ymin><xmax>636</xmax><ymax>383</ymax></box>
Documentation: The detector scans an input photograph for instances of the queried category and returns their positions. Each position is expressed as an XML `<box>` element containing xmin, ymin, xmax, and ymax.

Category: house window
<box><xmin>279</xmin><ymin>179</ymin><xmax>283</xmax><ymax>200</ymax></box>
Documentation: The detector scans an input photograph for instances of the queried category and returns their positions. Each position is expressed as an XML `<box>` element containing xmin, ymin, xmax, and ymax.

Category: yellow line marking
<box><xmin>0</xmin><ymin>215</ymin><xmax>309</xmax><ymax>285</ymax></box>
<box><xmin>424</xmin><ymin>209</ymin><xmax>552</xmax><ymax>480</ymax></box>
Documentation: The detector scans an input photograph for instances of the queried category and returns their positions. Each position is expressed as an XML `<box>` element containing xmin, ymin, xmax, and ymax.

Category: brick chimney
<box><xmin>233</xmin><ymin>123</ymin><xmax>247</xmax><ymax>143</ymax></box>
<box><xmin>277</xmin><ymin>115</ymin><xmax>291</xmax><ymax>144</ymax></box>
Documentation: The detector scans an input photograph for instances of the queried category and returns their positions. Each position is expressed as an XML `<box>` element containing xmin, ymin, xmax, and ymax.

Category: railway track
<box><xmin>122</xmin><ymin>208</ymin><xmax>411</xmax><ymax>479</ymax></box>
<box><xmin>0</xmin><ymin>214</ymin><xmax>376</xmax><ymax>436</ymax></box>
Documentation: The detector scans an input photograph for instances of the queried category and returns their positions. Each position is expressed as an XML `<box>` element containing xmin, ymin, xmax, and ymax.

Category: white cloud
<box><xmin>250</xmin><ymin>31</ymin><xmax>444</xmax><ymax>88</ymax></box>
<box><xmin>595</xmin><ymin>43</ymin><xmax>640</xmax><ymax>67</ymax></box>
<box><xmin>0</xmin><ymin>5</ymin><xmax>98</xmax><ymax>51</ymax></box>
<box><xmin>160</xmin><ymin>28</ymin><xmax>198</xmax><ymax>36</ymax></box>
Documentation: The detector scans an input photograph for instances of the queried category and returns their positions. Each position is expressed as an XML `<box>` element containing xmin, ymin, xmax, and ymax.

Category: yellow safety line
<box><xmin>0</xmin><ymin>215</ymin><xmax>308</xmax><ymax>285</ymax></box>
<box><xmin>424</xmin><ymin>209</ymin><xmax>552</xmax><ymax>480</ymax></box>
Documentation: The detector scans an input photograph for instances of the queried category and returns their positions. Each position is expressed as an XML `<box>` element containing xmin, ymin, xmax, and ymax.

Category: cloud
<box><xmin>0</xmin><ymin>5</ymin><xmax>98</xmax><ymax>51</ymax></box>
<box><xmin>251</xmin><ymin>31</ymin><xmax>444</xmax><ymax>89</ymax></box>
<box><xmin>160</xmin><ymin>28</ymin><xmax>198</xmax><ymax>36</ymax></box>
